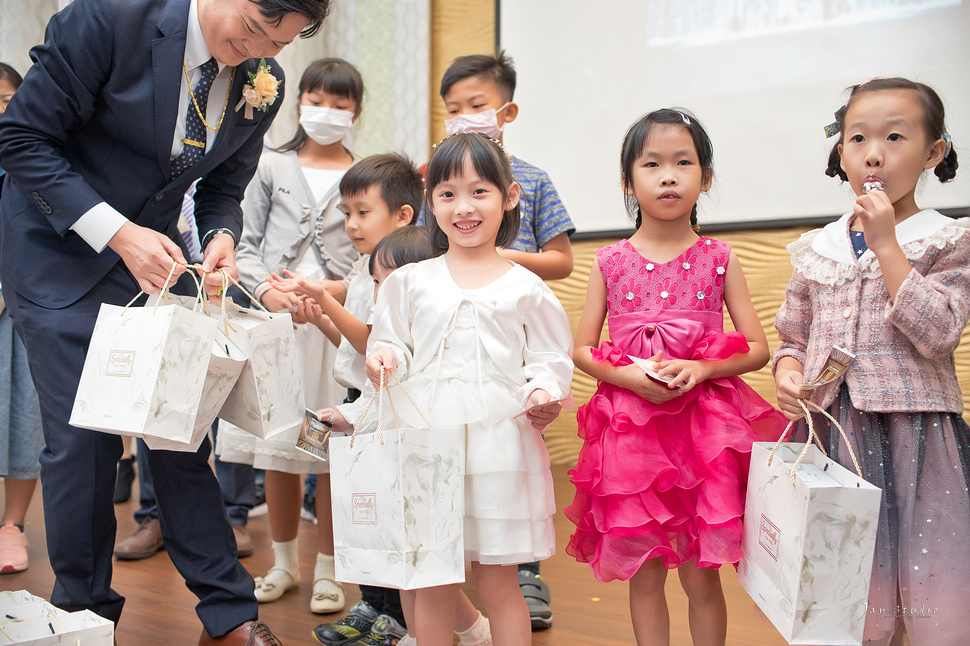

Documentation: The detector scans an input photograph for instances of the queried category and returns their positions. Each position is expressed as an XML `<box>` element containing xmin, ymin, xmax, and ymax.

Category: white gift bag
<box><xmin>330</xmin><ymin>379</ymin><xmax>465</xmax><ymax>589</ymax></box>
<box><xmin>0</xmin><ymin>590</ymin><xmax>113</xmax><ymax>646</ymax></box>
<box><xmin>70</xmin><ymin>294</ymin><xmax>217</xmax><ymax>447</ymax></box>
<box><xmin>739</xmin><ymin>410</ymin><xmax>882</xmax><ymax>645</ymax></box>
<box><xmin>217</xmin><ymin>300</ymin><xmax>304</xmax><ymax>439</ymax></box>
<box><xmin>132</xmin><ymin>293</ymin><xmax>246</xmax><ymax>452</ymax></box>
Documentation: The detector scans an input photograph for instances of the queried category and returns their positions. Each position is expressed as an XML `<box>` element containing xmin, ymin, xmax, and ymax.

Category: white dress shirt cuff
<box><xmin>70</xmin><ymin>203</ymin><xmax>128</xmax><ymax>253</ymax></box>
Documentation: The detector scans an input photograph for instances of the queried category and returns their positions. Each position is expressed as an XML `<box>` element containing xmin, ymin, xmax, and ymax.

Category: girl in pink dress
<box><xmin>565</xmin><ymin>109</ymin><xmax>786</xmax><ymax>645</ymax></box>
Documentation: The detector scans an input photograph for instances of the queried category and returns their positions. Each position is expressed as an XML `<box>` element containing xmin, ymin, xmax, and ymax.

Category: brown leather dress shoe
<box><xmin>199</xmin><ymin>620</ymin><xmax>282</xmax><ymax>645</ymax></box>
<box><xmin>232</xmin><ymin>524</ymin><xmax>254</xmax><ymax>558</ymax></box>
<box><xmin>114</xmin><ymin>517</ymin><xmax>164</xmax><ymax>560</ymax></box>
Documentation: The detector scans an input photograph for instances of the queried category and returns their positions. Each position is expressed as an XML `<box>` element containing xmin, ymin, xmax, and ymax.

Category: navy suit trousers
<box><xmin>6</xmin><ymin>263</ymin><xmax>256</xmax><ymax>635</ymax></box>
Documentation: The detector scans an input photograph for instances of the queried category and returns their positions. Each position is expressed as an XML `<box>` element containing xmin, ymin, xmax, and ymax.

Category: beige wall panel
<box><xmin>544</xmin><ymin>229</ymin><xmax>970</xmax><ymax>466</ymax></box>
<box><xmin>429</xmin><ymin>0</ymin><xmax>495</xmax><ymax>151</ymax></box>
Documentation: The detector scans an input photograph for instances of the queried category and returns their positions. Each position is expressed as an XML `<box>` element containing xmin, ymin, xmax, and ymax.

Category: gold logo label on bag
<box><xmin>758</xmin><ymin>515</ymin><xmax>780</xmax><ymax>561</ymax></box>
<box><xmin>106</xmin><ymin>351</ymin><xmax>136</xmax><ymax>377</ymax></box>
<box><xmin>351</xmin><ymin>493</ymin><xmax>377</xmax><ymax>525</ymax></box>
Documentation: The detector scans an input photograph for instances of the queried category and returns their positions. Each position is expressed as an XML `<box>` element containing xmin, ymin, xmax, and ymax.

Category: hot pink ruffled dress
<box><xmin>565</xmin><ymin>238</ymin><xmax>785</xmax><ymax>582</ymax></box>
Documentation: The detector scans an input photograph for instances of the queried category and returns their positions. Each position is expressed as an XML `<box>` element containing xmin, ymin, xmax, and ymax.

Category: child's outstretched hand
<box><xmin>267</xmin><ymin>269</ymin><xmax>309</xmax><ymax>293</ymax></box>
<box><xmin>524</xmin><ymin>389</ymin><xmax>561</xmax><ymax>432</ymax></box>
<box><xmin>314</xmin><ymin>407</ymin><xmax>351</xmax><ymax>435</ymax></box>
<box><xmin>365</xmin><ymin>348</ymin><xmax>398</xmax><ymax>390</ymax></box>
<box><xmin>774</xmin><ymin>367</ymin><xmax>806</xmax><ymax>420</ymax></box>
<box><xmin>289</xmin><ymin>297</ymin><xmax>311</xmax><ymax>325</ymax></box>
<box><xmin>259</xmin><ymin>288</ymin><xmax>299</xmax><ymax>314</ymax></box>
<box><xmin>618</xmin><ymin>351</ymin><xmax>683</xmax><ymax>404</ymax></box>
<box><xmin>267</xmin><ymin>270</ymin><xmax>338</xmax><ymax>303</ymax></box>
<box><xmin>303</xmin><ymin>298</ymin><xmax>328</xmax><ymax>326</ymax></box>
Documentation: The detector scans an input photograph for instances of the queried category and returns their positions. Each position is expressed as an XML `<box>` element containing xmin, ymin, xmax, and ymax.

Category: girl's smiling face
<box><xmin>431</xmin><ymin>155</ymin><xmax>519</xmax><ymax>251</ymax></box>
<box><xmin>838</xmin><ymin>89</ymin><xmax>946</xmax><ymax>206</ymax></box>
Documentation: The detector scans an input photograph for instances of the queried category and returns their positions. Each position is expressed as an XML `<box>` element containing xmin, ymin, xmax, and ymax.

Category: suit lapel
<box><xmin>210</xmin><ymin>58</ymin><xmax>256</xmax><ymax>157</ymax></box>
<box><xmin>152</xmin><ymin>0</ymin><xmax>192</xmax><ymax>177</ymax></box>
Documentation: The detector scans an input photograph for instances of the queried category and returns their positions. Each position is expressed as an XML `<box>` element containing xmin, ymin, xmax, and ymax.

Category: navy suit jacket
<box><xmin>0</xmin><ymin>0</ymin><xmax>283</xmax><ymax>308</ymax></box>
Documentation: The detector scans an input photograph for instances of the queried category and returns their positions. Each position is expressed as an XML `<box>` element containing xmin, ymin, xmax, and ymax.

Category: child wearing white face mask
<box><xmin>217</xmin><ymin>58</ymin><xmax>363</xmax><ymax>615</ymax></box>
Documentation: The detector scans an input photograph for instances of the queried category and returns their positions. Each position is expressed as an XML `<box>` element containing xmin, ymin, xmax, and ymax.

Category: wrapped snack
<box><xmin>862</xmin><ymin>177</ymin><xmax>885</xmax><ymax>193</ymax></box>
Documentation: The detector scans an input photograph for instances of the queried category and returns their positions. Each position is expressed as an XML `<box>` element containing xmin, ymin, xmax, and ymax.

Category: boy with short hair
<box><xmin>436</xmin><ymin>50</ymin><xmax>571</xmax><ymax>629</ymax></box>
<box><xmin>271</xmin><ymin>154</ymin><xmax>418</xmax><ymax>646</ymax></box>
<box><xmin>433</xmin><ymin>51</ymin><xmax>575</xmax><ymax>283</ymax></box>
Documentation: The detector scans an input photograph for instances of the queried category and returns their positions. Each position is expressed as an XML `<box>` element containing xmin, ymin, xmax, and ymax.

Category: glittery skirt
<box><xmin>800</xmin><ymin>384</ymin><xmax>970</xmax><ymax>646</ymax></box>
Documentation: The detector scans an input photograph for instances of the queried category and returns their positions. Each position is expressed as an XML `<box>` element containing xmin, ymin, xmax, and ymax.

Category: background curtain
<box><xmin>0</xmin><ymin>0</ymin><xmax>430</xmax><ymax>162</ymax></box>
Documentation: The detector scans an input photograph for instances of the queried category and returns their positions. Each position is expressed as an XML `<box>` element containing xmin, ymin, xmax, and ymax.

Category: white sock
<box><xmin>314</xmin><ymin>552</ymin><xmax>336</xmax><ymax>581</ymax></box>
<box><xmin>271</xmin><ymin>538</ymin><xmax>299</xmax><ymax>576</ymax></box>
<box><xmin>456</xmin><ymin>611</ymin><xmax>489</xmax><ymax>644</ymax></box>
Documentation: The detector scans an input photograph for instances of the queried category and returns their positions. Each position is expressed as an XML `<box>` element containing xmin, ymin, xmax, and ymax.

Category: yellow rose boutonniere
<box><xmin>234</xmin><ymin>58</ymin><xmax>280</xmax><ymax>119</ymax></box>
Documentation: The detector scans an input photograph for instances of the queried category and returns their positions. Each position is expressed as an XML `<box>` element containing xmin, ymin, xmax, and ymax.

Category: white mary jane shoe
<box><xmin>254</xmin><ymin>568</ymin><xmax>299</xmax><ymax>603</ymax></box>
<box><xmin>310</xmin><ymin>577</ymin><xmax>345</xmax><ymax>614</ymax></box>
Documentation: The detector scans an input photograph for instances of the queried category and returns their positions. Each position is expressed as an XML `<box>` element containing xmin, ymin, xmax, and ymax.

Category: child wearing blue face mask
<box><xmin>219</xmin><ymin>57</ymin><xmax>363</xmax><ymax>616</ymax></box>
<box><xmin>422</xmin><ymin>51</ymin><xmax>576</xmax><ymax>287</ymax></box>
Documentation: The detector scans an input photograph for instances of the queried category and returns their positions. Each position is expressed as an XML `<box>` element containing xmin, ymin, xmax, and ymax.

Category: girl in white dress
<box><xmin>365</xmin><ymin>133</ymin><xmax>574</xmax><ymax>646</ymax></box>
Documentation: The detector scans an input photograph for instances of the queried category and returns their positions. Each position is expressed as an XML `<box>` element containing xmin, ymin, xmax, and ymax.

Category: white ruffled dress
<box><xmin>367</xmin><ymin>256</ymin><xmax>574</xmax><ymax>564</ymax></box>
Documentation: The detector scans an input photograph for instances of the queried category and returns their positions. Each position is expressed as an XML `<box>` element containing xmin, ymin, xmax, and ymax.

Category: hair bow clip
<box><xmin>824</xmin><ymin>104</ymin><xmax>846</xmax><ymax>138</ymax></box>
<box><xmin>679</xmin><ymin>111</ymin><xmax>691</xmax><ymax>126</ymax></box>
<box><xmin>942</xmin><ymin>128</ymin><xmax>953</xmax><ymax>157</ymax></box>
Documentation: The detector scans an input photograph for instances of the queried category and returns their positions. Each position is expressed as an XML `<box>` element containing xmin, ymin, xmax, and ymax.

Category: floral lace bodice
<box><xmin>597</xmin><ymin>238</ymin><xmax>730</xmax><ymax>318</ymax></box>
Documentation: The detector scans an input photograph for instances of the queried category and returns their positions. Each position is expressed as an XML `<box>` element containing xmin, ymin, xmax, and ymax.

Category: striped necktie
<box><xmin>171</xmin><ymin>58</ymin><xmax>219</xmax><ymax>180</ymax></box>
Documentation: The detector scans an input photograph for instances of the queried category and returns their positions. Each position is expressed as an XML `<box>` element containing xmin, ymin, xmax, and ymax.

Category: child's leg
<box><xmin>256</xmin><ymin>470</ymin><xmax>302</xmax><ymax>602</ymax></box>
<box><xmin>265</xmin><ymin>469</ymin><xmax>301</xmax><ymax>541</ymax></box>
<box><xmin>411</xmin><ymin>584</ymin><xmax>460</xmax><ymax>646</ymax></box>
<box><xmin>314</xmin><ymin>473</ymin><xmax>334</xmax><ymax>553</ymax></box>
<box><xmin>455</xmin><ymin>588</ymin><xmax>482</xmax><ymax>631</ymax></box>
<box><xmin>400</xmin><ymin>589</ymin><xmax>416</xmax><ymax>631</ymax></box>
<box><xmin>677</xmin><ymin>560</ymin><xmax>726</xmax><ymax>646</ymax></box>
<box><xmin>312</xmin><ymin>474</ymin><xmax>345</xmax><ymax>613</ymax></box>
<box><xmin>630</xmin><ymin>558</ymin><xmax>670</xmax><ymax>646</ymax></box>
<box><xmin>1</xmin><ymin>477</ymin><xmax>37</xmax><ymax>526</ymax></box>
<box><xmin>471</xmin><ymin>562</ymin><xmax>529</xmax><ymax>646</ymax></box>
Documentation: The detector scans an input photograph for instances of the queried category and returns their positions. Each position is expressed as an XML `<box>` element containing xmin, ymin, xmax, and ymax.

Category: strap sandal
<box><xmin>518</xmin><ymin>569</ymin><xmax>553</xmax><ymax>630</ymax></box>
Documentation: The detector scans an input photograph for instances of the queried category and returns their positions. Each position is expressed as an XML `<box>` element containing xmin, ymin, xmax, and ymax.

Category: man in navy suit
<box><xmin>0</xmin><ymin>0</ymin><xmax>329</xmax><ymax>643</ymax></box>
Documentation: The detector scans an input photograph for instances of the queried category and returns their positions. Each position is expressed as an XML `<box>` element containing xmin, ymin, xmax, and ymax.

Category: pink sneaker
<box><xmin>0</xmin><ymin>522</ymin><xmax>28</xmax><ymax>573</ymax></box>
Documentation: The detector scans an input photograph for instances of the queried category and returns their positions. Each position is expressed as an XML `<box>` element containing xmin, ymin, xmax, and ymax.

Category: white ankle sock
<box><xmin>271</xmin><ymin>538</ymin><xmax>299</xmax><ymax>577</ymax></box>
<box><xmin>456</xmin><ymin>611</ymin><xmax>489</xmax><ymax>644</ymax></box>
<box><xmin>314</xmin><ymin>552</ymin><xmax>336</xmax><ymax>581</ymax></box>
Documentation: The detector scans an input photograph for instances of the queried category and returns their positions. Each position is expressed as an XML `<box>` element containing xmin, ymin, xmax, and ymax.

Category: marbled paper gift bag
<box><xmin>330</xmin><ymin>380</ymin><xmax>466</xmax><ymax>590</ymax></box>
<box><xmin>127</xmin><ymin>293</ymin><xmax>247</xmax><ymax>451</ymax></box>
<box><xmin>739</xmin><ymin>439</ymin><xmax>881</xmax><ymax>645</ymax></box>
<box><xmin>1</xmin><ymin>590</ymin><xmax>114</xmax><ymax>645</ymax></box>
<box><xmin>217</xmin><ymin>299</ymin><xmax>304</xmax><ymax>439</ymax></box>
<box><xmin>70</xmin><ymin>294</ymin><xmax>216</xmax><ymax>447</ymax></box>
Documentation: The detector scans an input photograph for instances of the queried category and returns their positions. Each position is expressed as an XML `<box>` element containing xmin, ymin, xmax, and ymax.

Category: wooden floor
<box><xmin>2</xmin><ymin>466</ymin><xmax>795</xmax><ymax>645</ymax></box>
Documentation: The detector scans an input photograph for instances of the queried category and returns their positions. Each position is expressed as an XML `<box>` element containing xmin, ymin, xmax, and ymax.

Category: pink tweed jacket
<box><xmin>774</xmin><ymin>210</ymin><xmax>970</xmax><ymax>413</ymax></box>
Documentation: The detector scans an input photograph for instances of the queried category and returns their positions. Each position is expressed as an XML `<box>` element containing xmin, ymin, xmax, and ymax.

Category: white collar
<box><xmin>811</xmin><ymin>209</ymin><xmax>954</xmax><ymax>264</ymax></box>
<box><xmin>185</xmin><ymin>0</ymin><xmax>225</xmax><ymax>73</ymax></box>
